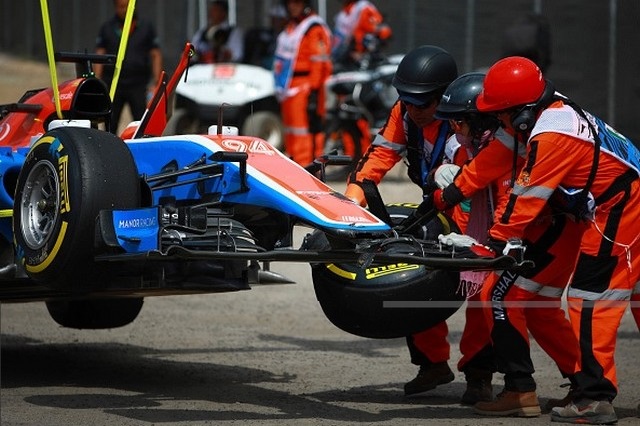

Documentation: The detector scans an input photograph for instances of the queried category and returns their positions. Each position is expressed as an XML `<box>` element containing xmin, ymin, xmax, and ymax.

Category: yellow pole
<box><xmin>40</xmin><ymin>0</ymin><xmax>62</xmax><ymax>119</ymax></box>
<box><xmin>110</xmin><ymin>0</ymin><xmax>137</xmax><ymax>101</ymax></box>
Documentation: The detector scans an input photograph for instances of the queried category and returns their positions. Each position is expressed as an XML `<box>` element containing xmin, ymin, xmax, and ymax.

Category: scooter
<box><xmin>164</xmin><ymin>61</ymin><xmax>285</xmax><ymax>151</ymax></box>
<box><xmin>323</xmin><ymin>48</ymin><xmax>403</xmax><ymax>178</ymax></box>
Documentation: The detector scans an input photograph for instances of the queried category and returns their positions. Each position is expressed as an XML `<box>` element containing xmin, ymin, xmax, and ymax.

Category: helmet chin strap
<box><xmin>509</xmin><ymin>131</ymin><xmax>527</xmax><ymax>189</ymax></box>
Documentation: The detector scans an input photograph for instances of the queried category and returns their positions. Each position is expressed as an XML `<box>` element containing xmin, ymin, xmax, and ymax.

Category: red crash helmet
<box><xmin>476</xmin><ymin>56</ymin><xmax>545</xmax><ymax>112</ymax></box>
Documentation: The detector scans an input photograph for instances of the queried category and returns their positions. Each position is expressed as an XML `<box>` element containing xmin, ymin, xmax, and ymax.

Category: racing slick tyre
<box><xmin>13</xmin><ymin>127</ymin><xmax>141</xmax><ymax>288</ymax></box>
<box><xmin>311</xmin><ymin>204</ymin><xmax>464</xmax><ymax>339</ymax></box>
<box><xmin>241</xmin><ymin>111</ymin><xmax>284</xmax><ymax>151</ymax></box>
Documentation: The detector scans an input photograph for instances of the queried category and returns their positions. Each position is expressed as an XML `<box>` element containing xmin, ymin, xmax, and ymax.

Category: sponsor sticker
<box><xmin>112</xmin><ymin>207</ymin><xmax>160</xmax><ymax>252</ymax></box>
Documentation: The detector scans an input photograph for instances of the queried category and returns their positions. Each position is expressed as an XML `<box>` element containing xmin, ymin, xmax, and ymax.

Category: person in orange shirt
<box><xmin>428</xmin><ymin>72</ymin><xmax>503</xmax><ymax>404</ymax></box>
<box><xmin>464</xmin><ymin>56</ymin><xmax>640</xmax><ymax>424</ymax></box>
<box><xmin>345</xmin><ymin>44</ymin><xmax>471</xmax><ymax>401</ymax></box>
<box><xmin>331</xmin><ymin>0</ymin><xmax>392</xmax><ymax>69</ymax></box>
<box><xmin>274</xmin><ymin>0</ymin><xmax>332</xmax><ymax>166</ymax></box>
<box><xmin>431</xmin><ymin>73</ymin><xmax>582</xmax><ymax>418</ymax></box>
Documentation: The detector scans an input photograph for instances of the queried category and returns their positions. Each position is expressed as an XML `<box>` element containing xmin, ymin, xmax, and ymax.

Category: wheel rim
<box><xmin>20</xmin><ymin>160</ymin><xmax>60</xmax><ymax>249</ymax></box>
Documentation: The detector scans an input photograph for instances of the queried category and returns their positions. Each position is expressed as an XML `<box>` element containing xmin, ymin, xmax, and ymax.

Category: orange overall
<box><xmin>346</xmin><ymin>101</ymin><xmax>462</xmax><ymax>371</ymax></box>
<box><xmin>487</xmin><ymin>100</ymin><xmax>640</xmax><ymax>395</ymax></box>
<box><xmin>567</xmin><ymin>173</ymin><xmax>640</xmax><ymax>401</ymax></box>
<box><xmin>274</xmin><ymin>14</ymin><xmax>332</xmax><ymax>166</ymax></box>
<box><xmin>332</xmin><ymin>0</ymin><xmax>392</xmax><ymax>61</ymax></box>
<box><xmin>447</xmin><ymin>129</ymin><xmax>580</xmax><ymax>384</ymax></box>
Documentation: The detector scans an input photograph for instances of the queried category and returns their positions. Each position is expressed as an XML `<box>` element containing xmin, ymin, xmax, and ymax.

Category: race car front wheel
<box><xmin>13</xmin><ymin>127</ymin><xmax>141</xmax><ymax>288</ymax></box>
<box><xmin>311</xmin><ymin>204</ymin><xmax>464</xmax><ymax>339</ymax></box>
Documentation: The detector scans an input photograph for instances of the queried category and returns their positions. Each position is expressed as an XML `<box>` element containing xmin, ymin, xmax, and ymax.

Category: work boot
<box><xmin>461</xmin><ymin>368</ymin><xmax>493</xmax><ymax>405</ymax></box>
<box><xmin>550</xmin><ymin>399</ymin><xmax>617</xmax><ymax>424</ymax></box>
<box><xmin>544</xmin><ymin>384</ymin><xmax>579</xmax><ymax>412</ymax></box>
<box><xmin>474</xmin><ymin>390</ymin><xmax>541</xmax><ymax>417</ymax></box>
<box><xmin>404</xmin><ymin>362</ymin><xmax>454</xmax><ymax>396</ymax></box>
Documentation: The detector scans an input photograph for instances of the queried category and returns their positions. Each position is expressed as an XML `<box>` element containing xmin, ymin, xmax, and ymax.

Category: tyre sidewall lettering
<box><xmin>16</xmin><ymin>136</ymin><xmax>73</xmax><ymax>274</ymax></box>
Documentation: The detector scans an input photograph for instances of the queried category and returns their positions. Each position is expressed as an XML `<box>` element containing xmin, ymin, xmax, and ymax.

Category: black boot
<box><xmin>461</xmin><ymin>367</ymin><xmax>493</xmax><ymax>405</ymax></box>
<box><xmin>404</xmin><ymin>362</ymin><xmax>455</xmax><ymax>396</ymax></box>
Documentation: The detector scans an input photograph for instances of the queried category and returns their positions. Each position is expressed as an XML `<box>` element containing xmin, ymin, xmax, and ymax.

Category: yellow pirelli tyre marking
<box><xmin>436</xmin><ymin>212</ymin><xmax>452</xmax><ymax>234</ymax></box>
<box><xmin>25</xmin><ymin>221</ymin><xmax>68</xmax><ymax>274</ymax></box>
<box><xmin>31</xmin><ymin>135</ymin><xmax>57</xmax><ymax>150</ymax></box>
<box><xmin>58</xmin><ymin>154</ymin><xmax>70</xmax><ymax>213</ymax></box>
<box><xmin>327</xmin><ymin>262</ymin><xmax>421</xmax><ymax>281</ymax></box>
<box><xmin>327</xmin><ymin>263</ymin><xmax>357</xmax><ymax>280</ymax></box>
<box><xmin>365</xmin><ymin>263</ymin><xmax>420</xmax><ymax>279</ymax></box>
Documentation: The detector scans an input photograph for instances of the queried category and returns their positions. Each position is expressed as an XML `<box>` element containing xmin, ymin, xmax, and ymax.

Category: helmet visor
<box><xmin>398</xmin><ymin>90</ymin><xmax>439</xmax><ymax>107</ymax></box>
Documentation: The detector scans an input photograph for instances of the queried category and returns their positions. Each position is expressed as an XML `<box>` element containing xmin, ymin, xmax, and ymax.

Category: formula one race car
<box><xmin>0</xmin><ymin>4</ymin><xmax>530</xmax><ymax>338</ymax></box>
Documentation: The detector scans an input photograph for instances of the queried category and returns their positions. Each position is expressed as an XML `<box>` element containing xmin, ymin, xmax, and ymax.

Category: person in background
<box><xmin>331</xmin><ymin>0</ymin><xmax>392</xmax><ymax>69</ymax></box>
<box><xmin>95</xmin><ymin>0</ymin><xmax>162</xmax><ymax>134</ymax></box>
<box><xmin>191</xmin><ymin>0</ymin><xmax>244</xmax><ymax>63</ymax></box>
<box><xmin>242</xmin><ymin>4</ymin><xmax>288</xmax><ymax>69</ymax></box>
<box><xmin>273</xmin><ymin>0</ymin><xmax>332</xmax><ymax>166</ymax></box>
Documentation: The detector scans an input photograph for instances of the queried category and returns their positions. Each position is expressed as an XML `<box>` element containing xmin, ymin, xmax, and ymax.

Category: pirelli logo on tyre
<box><xmin>386</xmin><ymin>202</ymin><xmax>419</xmax><ymax>208</ymax></box>
<box><xmin>58</xmin><ymin>154</ymin><xmax>70</xmax><ymax>213</ymax></box>
<box><xmin>327</xmin><ymin>263</ymin><xmax>421</xmax><ymax>281</ymax></box>
<box><xmin>365</xmin><ymin>263</ymin><xmax>420</xmax><ymax>279</ymax></box>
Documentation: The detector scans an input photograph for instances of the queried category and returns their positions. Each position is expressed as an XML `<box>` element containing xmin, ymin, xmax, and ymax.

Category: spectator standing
<box><xmin>331</xmin><ymin>0</ymin><xmax>392</xmax><ymax>69</ymax></box>
<box><xmin>273</xmin><ymin>0</ymin><xmax>332</xmax><ymax>166</ymax></box>
<box><xmin>95</xmin><ymin>0</ymin><xmax>162</xmax><ymax>134</ymax></box>
<box><xmin>191</xmin><ymin>0</ymin><xmax>244</xmax><ymax>63</ymax></box>
<box><xmin>242</xmin><ymin>4</ymin><xmax>288</xmax><ymax>69</ymax></box>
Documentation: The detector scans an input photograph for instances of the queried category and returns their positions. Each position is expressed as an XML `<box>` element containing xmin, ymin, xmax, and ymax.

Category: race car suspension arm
<box><xmin>144</xmin><ymin>162</ymin><xmax>224</xmax><ymax>191</ymax></box>
<box><xmin>96</xmin><ymin>245</ymin><xmax>534</xmax><ymax>273</ymax></box>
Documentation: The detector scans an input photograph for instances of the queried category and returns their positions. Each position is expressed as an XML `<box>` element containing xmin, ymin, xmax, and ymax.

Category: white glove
<box><xmin>438</xmin><ymin>232</ymin><xmax>479</xmax><ymax>248</ymax></box>
<box><xmin>434</xmin><ymin>164</ymin><xmax>461</xmax><ymax>189</ymax></box>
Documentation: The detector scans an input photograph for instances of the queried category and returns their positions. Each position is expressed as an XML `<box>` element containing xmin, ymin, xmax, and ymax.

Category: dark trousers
<box><xmin>110</xmin><ymin>84</ymin><xmax>147</xmax><ymax>134</ymax></box>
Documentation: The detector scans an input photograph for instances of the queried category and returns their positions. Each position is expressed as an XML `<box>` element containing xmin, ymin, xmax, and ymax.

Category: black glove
<box><xmin>395</xmin><ymin>196</ymin><xmax>435</xmax><ymax>235</ymax></box>
<box><xmin>415</xmin><ymin>196</ymin><xmax>435</xmax><ymax>216</ymax></box>
<box><xmin>423</xmin><ymin>168</ymin><xmax>439</xmax><ymax>195</ymax></box>
<box><xmin>485</xmin><ymin>237</ymin><xmax>507</xmax><ymax>257</ymax></box>
<box><xmin>307</xmin><ymin>90</ymin><xmax>323</xmax><ymax>134</ymax></box>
